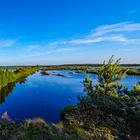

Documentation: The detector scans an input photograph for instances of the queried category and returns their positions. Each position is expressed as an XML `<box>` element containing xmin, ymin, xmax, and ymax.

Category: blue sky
<box><xmin>0</xmin><ymin>0</ymin><xmax>140</xmax><ymax>65</ymax></box>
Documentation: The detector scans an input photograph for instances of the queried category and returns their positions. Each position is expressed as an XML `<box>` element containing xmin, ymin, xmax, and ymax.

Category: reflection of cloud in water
<box><xmin>26</xmin><ymin>82</ymin><xmax>39</xmax><ymax>88</ymax></box>
<box><xmin>45</xmin><ymin>77</ymin><xmax>82</xmax><ymax>86</ymax></box>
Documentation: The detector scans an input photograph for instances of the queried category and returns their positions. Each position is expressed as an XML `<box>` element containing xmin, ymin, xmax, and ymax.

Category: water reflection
<box><xmin>0</xmin><ymin>77</ymin><xmax>27</xmax><ymax>104</ymax></box>
<box><xmin>0</xmin><ymin>70</ymin><xmax>139</xmax><ymax>123</ymax></box>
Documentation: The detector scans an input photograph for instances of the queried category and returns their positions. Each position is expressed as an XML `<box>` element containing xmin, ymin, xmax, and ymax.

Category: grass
<box><xmin>0</xmin><ymin>67</ymin><xmax>38</xmax><ymax>89</ymax></box>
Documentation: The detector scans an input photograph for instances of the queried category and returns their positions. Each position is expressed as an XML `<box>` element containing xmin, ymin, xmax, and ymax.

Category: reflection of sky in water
<box><xmin>0</xmin><ymin>70</ymin><xmax>139</xmax><ymax>123</ymax></box>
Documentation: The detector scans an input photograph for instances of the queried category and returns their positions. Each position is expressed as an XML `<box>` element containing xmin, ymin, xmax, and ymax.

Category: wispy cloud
<box><xmin>44</xmin><ymin>22</ymin><xmax>140</xmax><ymax>45</ymax></box>
<box><xmin>90</xmin><ymin>22</ymin><xmax>140</xmax><ymax>37</ymax></box>
<box><xmin>25</xmin><ymin>52</ymin><xmax>47</xmax><ymax>57</ymax></box>
<box><xmin>69</xmin><ymin>34</ymin><xmax>127</xmax><ymax>44</ymax></box>
<box><xmin>24</xmin><ymin>46</ymin><xmax>75</xmax><ymax>58</ymax></box>
<box><xmin>0</xmin><ymin>39</ymin><xmax>17</xmax><ymax>48</ymax></box>
<box><xmin>26</xmin><ymin>45</ymin><xmax>40</xmax><ymax>51</ymax></box>
<box><xmin>24</xmin><ymin>21</ymin><xmax>140</xmax><ymax>58</ymax></box>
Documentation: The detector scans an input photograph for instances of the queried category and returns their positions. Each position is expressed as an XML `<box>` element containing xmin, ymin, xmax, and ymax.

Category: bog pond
<box><xmin>0</xmin><ymin>70</ymin><xmax>139</xmax><ymax>123</ymax></box>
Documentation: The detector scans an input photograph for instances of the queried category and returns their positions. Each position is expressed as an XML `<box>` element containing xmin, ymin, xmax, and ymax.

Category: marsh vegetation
<box><xmin>0</xmin><ymin>57</ymin><xmax>140</xmax><ymax>140</ymax></box>
<box><xmin>0</xmin><ymin>67</ymin><xmax>38</xmax><ymax>89</ymax></box>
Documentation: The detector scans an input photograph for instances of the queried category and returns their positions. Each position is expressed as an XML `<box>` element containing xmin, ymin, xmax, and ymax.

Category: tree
<box><xmin>97</xmin><ymin>55</ymin><xmax>128</xmax><ymax>95</ymax></box>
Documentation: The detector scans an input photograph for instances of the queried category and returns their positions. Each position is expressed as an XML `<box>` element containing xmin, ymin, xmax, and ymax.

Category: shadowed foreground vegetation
<box><xmin>0</xmin><ymin>119</ymin><xmax>79</xmax><ymax>140</ymax></box>
<box><xmin>0</xmin><ymin>57</ymin><xmax>140</xmax><ymax>140</ymax></box>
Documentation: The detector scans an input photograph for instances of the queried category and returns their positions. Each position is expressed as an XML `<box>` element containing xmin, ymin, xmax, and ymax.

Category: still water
<box><xmin>0</xmin><ymin>70</ymin><xmax>139</xmax><ymax>123</ymax></box>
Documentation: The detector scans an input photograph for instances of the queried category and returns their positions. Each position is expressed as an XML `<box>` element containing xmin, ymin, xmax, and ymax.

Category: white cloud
<box><xmin>24</xmin><ymin>46</ymin><xmax>75</xmax><ymax>58</ymax></box>
<box><xmin>27</xmin><ymin>45</ymin><xmax>40</xmax><ymax>51</ymax></box>
<box><xmin>45</xmin><ymin>22</ymin><xmax>140</xmax><ymax>46</ymax></box>
<box><xmin>69</xmin><ymin>34</ymin><xmax>128</xmax><ymax>44</ymax></box>
<box><xmin>55</xmin><ymin>47</ymin><xmax>75</xmax><ymax>52</ymax></box>
<box><xmin>25</xmin><ymin>52</ymin><xmax>47</xmax><ymax>57</ymax></box>
<box><xmin>47</xmin><ymin>41</ymin><xmax>68</xmax><ymax>47</ymax></box>
<box><xmin>91</xmin><ymin>22</ymin><xmax>140</xmax><ymax>37</ymax></box>
<box><xmin>69</xmin><ymin>38</ymin><xmax>103</xmax><ymax>44</ymax></box>
<box><xmin>0</xmin><ymin>39</ymin><xmax>17</xmax><ymax>48</ymax></box>
<box><xmin>69</xmin><ymin>22</ymin><xmax>140</xmax><ymax>45</ymax></box>
<box><xmin>24</xmin><ymin>21</ymin><xmax>140</xmax><ymax>59</ymax></box>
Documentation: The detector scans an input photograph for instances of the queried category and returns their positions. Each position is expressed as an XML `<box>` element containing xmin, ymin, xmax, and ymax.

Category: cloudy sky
<box><xmin>0</xmin><ymin>0</ymin><xmax>140</xmax><ymax>65</ymax></box>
